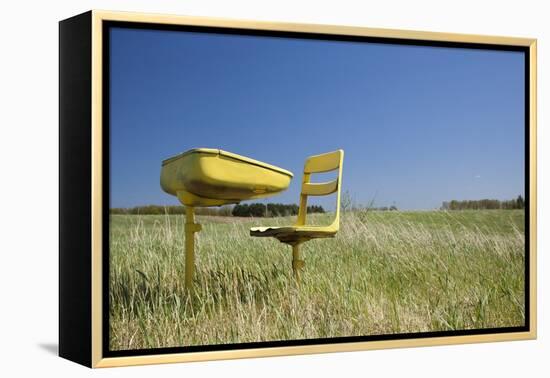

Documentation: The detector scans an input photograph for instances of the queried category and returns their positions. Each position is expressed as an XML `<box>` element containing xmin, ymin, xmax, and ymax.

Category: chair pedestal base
<box><xmin>291</xmin><ymin>244</ymin><xmax>305</xmax><ymax>284</ymax></box>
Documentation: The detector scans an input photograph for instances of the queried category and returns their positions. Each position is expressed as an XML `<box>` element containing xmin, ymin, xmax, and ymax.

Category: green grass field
<box><xmin>109</xmin><ymin>210</ymin><xmax>525</xmax><ymax>350</ymax></box>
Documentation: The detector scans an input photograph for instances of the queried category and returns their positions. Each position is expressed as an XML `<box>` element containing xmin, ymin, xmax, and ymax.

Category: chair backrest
<box><xmin>295</xmin><ymin>150</ymin><xmax>344</xmax><ymax>229</ymax></box>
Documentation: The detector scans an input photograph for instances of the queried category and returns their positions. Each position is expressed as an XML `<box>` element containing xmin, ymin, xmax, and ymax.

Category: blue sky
<box><xmin>110</xmin><ymin>27</ymin><xmax>525</xmax><ymax>210</ymax></box>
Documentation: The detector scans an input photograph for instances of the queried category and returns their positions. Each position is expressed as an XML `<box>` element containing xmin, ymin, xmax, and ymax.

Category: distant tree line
<box><xmin>109</xmin><ymin>203</ymin><xmax>324</xmax><ymax>217</ymax></box>
<box><xmin>110</xmin><ymin>205</ymin><xmax>183</xmax><ymax>215</ymax></box>
<box><xmin>231</xmin><ymin>203</ymin><xmax>325</xmax><ymax>217</ymax></box>
<box><xmin>441</xmin><ymin>196</ymin><xmax>525</xmax><ymax>210</ymax></box>
<box><xmin>340</xmin><ymin>190</ymin><xmax>398</xmax><ymax>212</ymax></box>
<box><xmin>109</xmin><ymin>205</ymin><xmax>232</xmax><ymax>216</ymax></box>
<box><xmin>368</xmin><ymin>205</ymin><xmax>398</xmax><ymax>211</ymax></box>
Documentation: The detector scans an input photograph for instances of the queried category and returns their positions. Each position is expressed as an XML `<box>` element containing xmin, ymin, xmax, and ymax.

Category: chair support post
<box><xmin>184</xmin><ymin>206</ymin><xmax>202</xmax><ymax>293</ymax></box>
<box><xmin>250</xmin><ymin>150</ymin><xmax>343</xmax><ymax>286</ymax></box>
<box><xmin>292</xmin><ymin>243</ymin><xmax>305</xmax><ymax>284</ymax></box>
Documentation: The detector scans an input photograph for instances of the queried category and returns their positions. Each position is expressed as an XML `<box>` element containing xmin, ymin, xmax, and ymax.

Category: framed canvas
<box><xmin>59</xmin><ymin>10</ymin><xmax>537</xmax><ymax>368</ymax></box>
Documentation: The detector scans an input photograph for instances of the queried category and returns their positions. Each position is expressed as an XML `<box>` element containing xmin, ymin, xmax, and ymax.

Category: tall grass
<box><xmin>109</xmin><ymin>210</ymin><xmax>525</xmax><ymax>350</ymax></box>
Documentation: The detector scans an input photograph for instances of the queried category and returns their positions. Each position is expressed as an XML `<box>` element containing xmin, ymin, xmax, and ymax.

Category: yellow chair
<box><xmin>250</xmin><ymin>150</ymin><xmax>344</xmax><ymax>283</ymax></box>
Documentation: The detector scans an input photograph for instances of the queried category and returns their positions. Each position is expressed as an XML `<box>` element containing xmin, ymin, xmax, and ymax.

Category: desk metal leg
<box><xmin>184</xmin><ymin>207</ymin><xmax>201</xmax><ymax>293</ymax></box>
<box><xmin>291</xmin><ymin>243</ymin><xmax>305</xmax><ymax>285</ymax></box>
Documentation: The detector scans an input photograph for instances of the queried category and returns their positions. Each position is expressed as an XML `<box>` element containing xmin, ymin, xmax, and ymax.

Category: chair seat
<box><xmin>250</xmin><ymin>225</ymin><xmax>337</xmax><ymax>244</ymax></box>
